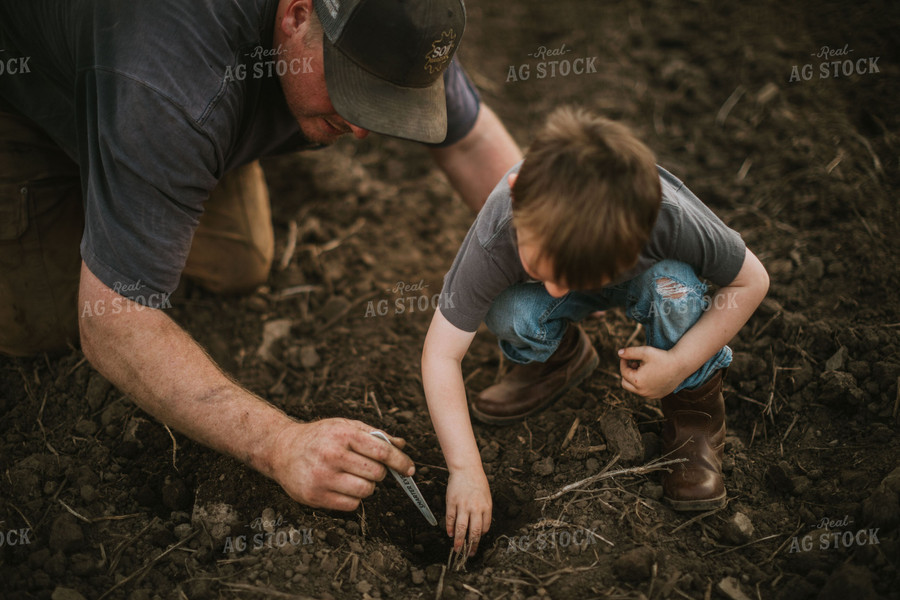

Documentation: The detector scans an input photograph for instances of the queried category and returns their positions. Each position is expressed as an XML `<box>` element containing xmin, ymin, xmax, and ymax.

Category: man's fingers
<box><xmin>349</xmin><ymin>429</ymin><xmax>415</xmax><ymax>477</ymax></box>
<box><xmin>340</xmin><ymin>452</ymin><xmax>389</xmax><ymax>483</ymax></box>
<box><xmin>330</xmin><ymin>472</ymin><xmax>377</xmax><ymax>501</ymax></box>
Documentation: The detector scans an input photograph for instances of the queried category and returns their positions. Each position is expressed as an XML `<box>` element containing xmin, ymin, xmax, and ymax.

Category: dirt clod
<box><xmin>599</xmin><ymin>409</ymin><xmax>643</xmax><ymax>463</ymax></box>
<box><xmin>49</xmin><ymin>515</ymin><xmax>84</xmax><ymax>554</ymax></box>
<box><xmin>612</xmin><ymin>546</ymin><xmax>656</xmax><ymax>582</ymax></box>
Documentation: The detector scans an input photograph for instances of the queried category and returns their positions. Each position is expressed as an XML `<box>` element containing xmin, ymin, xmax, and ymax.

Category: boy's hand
<box><xmin>617</xmin><ymin>346</ymin><xmax>686</xmax><ymax>399</ymax></box>
<box><xmin>445</xmin><ymin>467</ymin><xmax>492</xmax><ymax>556</ymax></box>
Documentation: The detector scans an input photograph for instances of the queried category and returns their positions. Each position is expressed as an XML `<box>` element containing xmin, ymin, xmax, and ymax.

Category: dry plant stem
<box><xmin>314</xmin><ymin>289</ymin><xmax>381</xmax><ymax>334</ymax></box>
<box><xmin>109</xmin><ymin>517</ymin><xmax>160</xmax><ymax>575</ymax></box>
<box><xmin>58</xmin><ymin>499</ymin><xmax>91</xmax><ymax>524</ymax></box>
<box><xmin>561</xmin><ymin>416</ymin><xmax>580</xmax><ymax>451</ymax></box>
<box><xmin>537</xmin><ymin>454</ymin><xmax>689</xmax><ymax>501</ymax></box>
<box><xmin>669</xmin><ymin>506</ymin><xmax>725</xmax><ymax>535</ymax></box>
<box><xmin>702</xmin><ymin>533</ymin><xmax>781</xmax><ymax>558</ymax></box>
<box><xmin>99</xmin><ymin>530</ymin><xmax>197</xmax><ymax>600</ymax></box>
<box><xmin>893</xmin><ymin>375</ymin><xmax>899</xmax><ymax>419</ymax></box>
<box><xmin>765</xmin><ymin>523</ymin><xmax>804</xmax><ymax>563</ymax></box>
<box><xmin>222</xmin><ymin>583</ymin><xmax>317</xmax><ymax>599</ymax></box>
<box><xmin>461</xmin><ymin>583</ymin><xmax>486</xmax><ymax>598</ymax></box>
<box><xmin>625</xmin><ymin>323</ymin><xmax>643</xmax><ymax>347</ymax></box>
<box><xmin>164</xmin><ymin>423</ymin><xmax>178</xmax><ymax>470</ymax></box>
<box><xmin>278</xmin><ymin>219</ymin><xmax>298</xmax><ymax>271</ymax></box>
<box><xmin>360</xmin><ymin>559</ymin><xmax>388</xmax><ymax>583</ymax></box>
<box><xmin>435</xmin><ymin>564</ymin><xmax>447</xmax><ymax>600</ymax></box>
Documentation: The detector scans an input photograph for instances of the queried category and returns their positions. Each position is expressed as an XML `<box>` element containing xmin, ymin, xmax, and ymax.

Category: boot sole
<box><xmin>665</xmin><ymin>491</ymin><xmax>727</xmax><ymax>512</ymax></box>
<box><xmin>470</xmin><ymin>352</ymin><xmax>599</xmax><ymax>426</ymax></box>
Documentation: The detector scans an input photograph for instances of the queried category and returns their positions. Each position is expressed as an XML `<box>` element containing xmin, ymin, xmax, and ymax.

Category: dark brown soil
<box><xmin>2</xmin><ymin>0</ymin><xmax>899</xmax><ymax>598</ymax></box>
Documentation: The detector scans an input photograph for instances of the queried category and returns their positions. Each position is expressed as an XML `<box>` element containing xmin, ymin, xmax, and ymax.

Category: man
<box><xmin>0</xmin><ymin>0</ymin><xmax>521</xmax><ymax>511</ymax></box>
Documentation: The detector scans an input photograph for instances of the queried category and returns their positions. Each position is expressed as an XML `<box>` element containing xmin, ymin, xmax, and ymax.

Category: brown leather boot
<box><xmin>471</xmin><ymin>324</ymin><xmax>598</xmax><ymax>425</ymax></box>
<box><xmin>660</xmin><ymin>370</ymin><xmax>727</xmax><ymax>511</ymax></box>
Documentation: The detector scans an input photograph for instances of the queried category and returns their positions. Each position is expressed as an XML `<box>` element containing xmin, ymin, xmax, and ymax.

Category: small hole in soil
<box><xmin>364</xmin><ymin>478</ymin><xmax>539</xmax><ymax>568</ymax></box>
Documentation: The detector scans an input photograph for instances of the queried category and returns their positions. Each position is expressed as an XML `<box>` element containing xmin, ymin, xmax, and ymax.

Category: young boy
<box><xmin>422</xmin><ymin>107</ymin><xmax>769</xmax><ymax>555</ymax></box>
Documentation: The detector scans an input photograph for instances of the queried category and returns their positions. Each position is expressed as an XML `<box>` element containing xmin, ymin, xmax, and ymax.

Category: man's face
<box><xmin>275</xmin><ymin>8</ymin><xmax>369</xmax><ymax>144</ymax></box>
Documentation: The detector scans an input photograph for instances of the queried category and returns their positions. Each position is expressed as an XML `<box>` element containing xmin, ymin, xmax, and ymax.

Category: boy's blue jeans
<box><xmin>484</xmin><ymin>260</ymin><xmax>731</xmax><ymax>393</ymax></box>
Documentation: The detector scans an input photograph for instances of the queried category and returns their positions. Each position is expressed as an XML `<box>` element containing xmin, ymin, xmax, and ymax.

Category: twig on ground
<box><xmin>569</xmin><ymin>444</ymin><xmax>608</xmax><ymax>457</ymax></box>
<box><xmin>58</xmin><ymin>499</ymin><xmax>92</xmax><ymax>524</ymax></box>
<box><xmin>435</xmin><ymin>564</ymin><xmax>447</xmax><ymax>600</ymax></box>
<box><xmin>314</xmin><ymin>290</ymin><xmax>381</xmax><ymax>335</ymax></box>
<box><xmin>764</xmin><ymin>522</ymin><xmax>804</xmax><ymax>563</ymax></box>
<box><xmin>36</xmin><ymin>392</ymin><xmax>59</xmax><ymax>457</ymax></box>
<box><xmin>893</xmin><ymin>376</ymin><xmax>899</xmax><ymax>419</ymax></box>
<box><xmin>781</xmin><ymin>414</ymin><xmax>799</xmax><ymax>442</ymax></box>
<box><xmin>278</xmin><ymin>219</ymin><xmax>299</xmax><ymax>271</ymax></box>
<box><xmin>702</xmin><ymin>533</ymin><xmax>781</xmax><ymax>557</ymax></box>
<box><xmin>461</xmin><ymin>583</ymin><xmax>486</xmax><ymax>598</ymax></box>
<box><xmin>368</xmin><ymin>389</ymin><xmax>383</xmax><ymax>420</ymax></box>
<box><xmin>561</xmin><ymin>417</ymin><xmax>580</xmax><ymax>451</ymax></box>
<box><xmin>108</xmin><ymin>516</ymin><xmax>160</xmax><ymax>575</ymax></box>
<box><xmin>539</xmin><ymin>453</ymin><xmax>690</xmax><ymax>501</ymax></box>
<box><xmin>716</xmin><ymin>86</ymin><xmax>745</xmax><ymax>126</ymax></box>
<box><xmin>625</xmin><ymin>323</ymin><xmax>643</xmax><ymax>347</ymax></box>
<box><xmin>669</xmin><ymin>505</ymin><xmax>726</xmax><ymax>535</ymax></box>
<box><xmin>278</xmin><ymin>284</ymin><xmax>322</xmax><ymax>299</ymax></box>
<box><xmin>9</xmin><ymin>503</ymin><xmax>34</xmax><ymax>532</ymax></box>
<box><xmin>462</xmin><ymin>366</ymin><xmax>482</xmax><ymax>386</ymax></box>
<box><xmin>163</xmin><ymin>424</ymin><xmax>178</xmax><ymax>471</ymax></box>
<box><xmin>333</xmin><ymin>552</ymin><xmax>354</xmax><ymax>582</ymax></box>
<box><xmin>300</xmin><ymin>217</ymin><xmax>366</xmax><ymax>258</ymax></box>
<box><xmin>99</xmin><ymin>529</ymin><xmax>196</xmax><ymax>599</ymax></box>
<box><xmin>221</xmin><ymin>583</ymin><xmax>317</xmax><ymax>599</ymax></box>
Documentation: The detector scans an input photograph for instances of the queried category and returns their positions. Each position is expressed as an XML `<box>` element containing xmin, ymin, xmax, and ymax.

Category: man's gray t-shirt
<box><xmin>439</xmin><ymin>163</ymin><xmax>747</xmax><ymax>332</ymax></box>
<box><xmin>0</xmin><ymin>0</ymin><xmax>480</xmax><ymax>304</ymax></box>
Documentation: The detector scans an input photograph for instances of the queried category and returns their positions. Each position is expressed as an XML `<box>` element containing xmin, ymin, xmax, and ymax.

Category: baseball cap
<box><xmin>313</xmin><ymin>0</ymin><xmax>466</xmax><ymax>144</ymax></box>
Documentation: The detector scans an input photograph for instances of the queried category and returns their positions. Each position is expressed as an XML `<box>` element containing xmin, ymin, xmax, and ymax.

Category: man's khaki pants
<box><xmin>0</xmin><ymin>109</ymin><xmax>274</xmax><ymax>356</ymax></box>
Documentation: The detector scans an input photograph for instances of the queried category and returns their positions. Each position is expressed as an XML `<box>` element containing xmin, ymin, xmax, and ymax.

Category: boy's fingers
<box><xmin>619</xmin><ymin>364</ymin><xmax>638</xmax><ymax>393</ymax></box>
<box><xmin>617</xmin><ymin>346</ymin><xmax>647</xmax><ymax>361</ymax></box>
<box><xmin>467</xmin><ymin>515</ymin><xmax>483</xmax><ymax>556</ymax></box>
<box><xmin>445</xmin><ymin>508</ymin><xmax>457</xmax><ymax>538</ymax></box>
<box><xmin>454</xmin><ymin>514</ymin><xmax>470</xmax><ymax>551</ymax></box>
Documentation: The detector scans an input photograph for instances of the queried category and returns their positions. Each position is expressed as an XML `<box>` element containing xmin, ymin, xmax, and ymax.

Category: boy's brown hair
<box><xmin>512</xmin><ymin>107</ymin><xmax>661</xmax><ymax>289</ymax></box>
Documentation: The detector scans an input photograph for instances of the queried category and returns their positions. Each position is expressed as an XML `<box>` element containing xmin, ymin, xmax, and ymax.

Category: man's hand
<box><xmin>269</xmin><ymin>418</ymin><xmax>414</xmax><ymax>511</ymax></box>
<box><xmin>617</xmin><ymin>346</ymin><xmax>687</xmax><ymax>399</ymax></box>
<box><xmin>445</xmin><ymin>466</ymin><xmax>492</xmax><ymax>556</ymax></box>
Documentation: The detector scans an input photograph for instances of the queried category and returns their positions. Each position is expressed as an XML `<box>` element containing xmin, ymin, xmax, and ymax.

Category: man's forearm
<box><xmin>79</xmin><ymin>264</ymin><xmax>291</xmax><ymax>479</ymax></box>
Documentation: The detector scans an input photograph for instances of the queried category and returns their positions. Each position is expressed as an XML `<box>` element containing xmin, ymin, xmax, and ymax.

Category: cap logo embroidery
<box><xmin>425</xmin><ymin>29</ymin><xmax>456</xmax><ymax>74</ymax></box>
<box><xmin>323</xmin><ymin>0</ymin><xmax>340</xmax><ymax>18</ymax></box>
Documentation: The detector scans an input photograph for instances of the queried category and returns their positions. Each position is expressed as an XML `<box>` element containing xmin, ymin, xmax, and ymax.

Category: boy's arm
<box><xmin>422</xmin><ymin>308</ymin><xmax>490</xmax><ymax>555</ymax></box>
<box><xmin>618</xmin><ymin>248</ymin><xmax>770</xmax><ymax>398</ymax></box>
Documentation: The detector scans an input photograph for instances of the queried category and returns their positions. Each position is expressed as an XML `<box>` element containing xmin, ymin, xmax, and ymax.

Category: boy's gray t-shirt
<box><xmin>439</xmin><ymin>163</ymin><xmax>747</xmax><ymax>333</ymax></box>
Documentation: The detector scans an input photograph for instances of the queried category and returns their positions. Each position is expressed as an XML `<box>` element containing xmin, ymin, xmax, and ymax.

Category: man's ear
<box><xmin>280</xmin><ymin>0</ymin><xmax>314</xmax><ymax>37</ymax></box>
<box><xmin>507</xmin><ymin>173</ymin><xmax>518</xmax><ymax>189</ymax></box>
